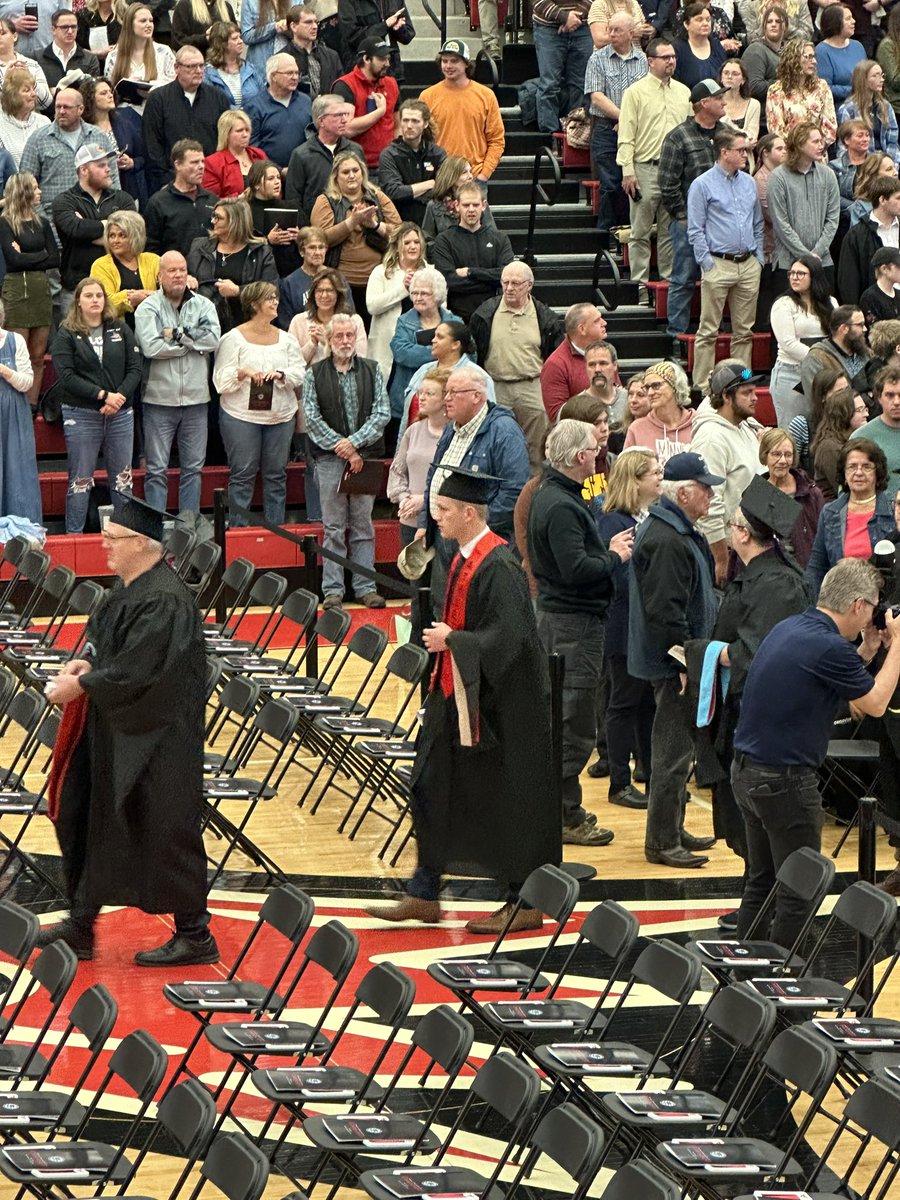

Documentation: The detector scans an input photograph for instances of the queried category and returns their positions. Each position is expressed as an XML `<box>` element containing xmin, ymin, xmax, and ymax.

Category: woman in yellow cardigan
<box><xmin>89</xmin><ymin>209</ymin><xmax>160</xmax><ymax>328</ymax></box>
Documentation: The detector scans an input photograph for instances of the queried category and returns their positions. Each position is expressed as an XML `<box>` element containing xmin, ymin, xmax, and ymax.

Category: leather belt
<box><xmin>734</xmin><ymin>753</ymin><xmax>813</xmax><ymax>777</ymax></box>
<box><xmin>712</xmin><ymin>251</ymin><xmax>752</xmax><ymax>263</ymax></box>
<box><xmin>635</xmin><ymin>159</ymin><xmax>659</xmax><ymax>166</ymax></box>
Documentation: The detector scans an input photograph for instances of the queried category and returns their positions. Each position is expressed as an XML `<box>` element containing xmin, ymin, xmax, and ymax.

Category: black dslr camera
<box><xmin>870</xmin><ymin>538</ymin><xmax>900</xmax><ymax>629</ymax></box>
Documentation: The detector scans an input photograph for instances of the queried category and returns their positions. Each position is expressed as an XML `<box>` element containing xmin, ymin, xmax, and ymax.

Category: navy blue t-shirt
<box><xmin>734</xmin><ymin>608</ymin><xmax>873</xmax><ymax>767</ymax></box>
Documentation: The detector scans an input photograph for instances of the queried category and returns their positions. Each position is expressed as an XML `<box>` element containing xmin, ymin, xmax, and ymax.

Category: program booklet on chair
<box><xmin>749</xmin><ymin>979</ymin><xmax>834</xmax><ymax>1005</ymax></box>
<box><xmin>222</xmin><ymin>1022</ymin><xmax>311</xmax><ymax>1051</ymax></box>
<box><xmin>165</xmin><ymin>980</ymin><xmax>248</xmax><ymax>1007</ymax></box>
<box><xmin>695</xmin><ymin>940</ymin><xmax>786</xmax><ymax>967</ymax></box>
<box><xmin>546</xmin><ymin>1044</ymin><xmax>644</xmax><ymax>1071</ymax></box>
<box><xmin>0</xmin><ymin>1094</ymin><xmax>61</xmax><ymax>1124</ymax></box>
<box><xmin>485</xmin><ymin>1000</ymin><xmax>582</xmax><ymax>1026</ymax></box>
<box><xmin>265</xmin><ymin>1066</ymin><xmax>358</xmax><ymax>1097</ymax></box>
<box><xmin>322</xmin><ymin>1114</ymin><xmax>421</xmax><ymax>1146</ymax></box>
<box><xmin>1</xmin><ymin>1144</ymin><xmax>112</xmax><ymax>1177</ymax></box>
<box><xmin>812</xmin><ymin>1018</ymin><xmax>900</xmax><ymax>1047</ymax></box>
<box><xmin>617</xmin><ymin>1092</ymin><xmax>721</xmax><ymax>1121</ymax></box>
<box><xmin>377</xmin><ymin>1168</ymin><xmax>479</xmax><ymax>1199</ymax></box>
<box><xmin>660</xmin><ymin>1140</ymin><xmax>779</xmax><ymax>1172</ymax></box>
<box><xmin>438</xmin><ymin>958</ymin><xmax>532</xmax><ymax>985</ymax></box>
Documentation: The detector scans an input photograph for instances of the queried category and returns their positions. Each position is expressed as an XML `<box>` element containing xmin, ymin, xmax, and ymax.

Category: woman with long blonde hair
<box><xmin>105</xmin><ymin>4</ymin><xmax>176</xmax><ymax>99</ymax></box>
<box><xmin>838</xmin><ymin>59</ymin><xmax>899</xmax><ymax>165</ymax></box>
<box><xmin>172</xmin><ymin>0</ymin><xmax>235</xmax><ymax>54</ymax></box>
<box><xmin>766</xmin><ymin>39</ymin><xmax>837</xmax><ymax>143</ymax></box>
<box><xmin>366</xmin><ymin>222</ymin><xmax>428</xmax><ymax>379</ymax></box>
<box><xmin>0</xmin><ymin>171</ymin><xmax>57</xmax><ymax>407</ymax></box>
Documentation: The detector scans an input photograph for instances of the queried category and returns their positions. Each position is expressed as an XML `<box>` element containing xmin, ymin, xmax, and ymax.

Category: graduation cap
<box><xmin>437</xmin><ymin>465</ymin><xmax>501</xmax><ymax>505</ymax></box>
<box><xmin>112</xmin><ymin>495</ymin><xmax>165</xmax><ymax>543</ymax></box>
<box><xmin>739</xmin><ymin>475</ymin><xmax>800</xmax><ymax>540</ymax></box>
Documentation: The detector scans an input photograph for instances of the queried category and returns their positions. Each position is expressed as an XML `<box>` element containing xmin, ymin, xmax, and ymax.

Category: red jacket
<box><xmin>334</xmin><ymin>65</ymin><xmax>399</xmax><ymax>168</ymax></box>
<box><xmin>202</xmin><ymin>145</ymin><xmax>268</xmax><ymax>197</ymax></box>
<box><xmin>540</xmin><ymin>338</ymin><xmax>589</xmax><ymax>422</ymax></box>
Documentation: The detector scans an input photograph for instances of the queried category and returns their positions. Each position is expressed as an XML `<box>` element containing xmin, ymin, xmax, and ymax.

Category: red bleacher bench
<box><xmin>34</xmin><ymin>416</ymin><xmax>66</xmax><ymax>456</ymax></box>
<box><xmin>581</xmin><ymin>179</ymin><xmax>600</xmax><ymax>217</ymax></box>
<box><xmin>552</xmin><ymin>131</ymin><xmax>591</xmax><ymax>169</ymax></box>
<box><xmin>755</xmin><ymin>387</ymin><xmax>776</xmax><ymax>427</ymax></box>
<box><xmin>675</xmin><ymin>332</ymin><xmax>774</xmax><ymax>374</ymax></box>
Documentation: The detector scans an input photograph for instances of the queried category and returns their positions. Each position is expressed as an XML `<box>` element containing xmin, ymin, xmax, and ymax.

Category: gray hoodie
<box><xmin>690</xmin><ymin>398</ymin><xmax>764</xmax><ymax>545</ymax></box>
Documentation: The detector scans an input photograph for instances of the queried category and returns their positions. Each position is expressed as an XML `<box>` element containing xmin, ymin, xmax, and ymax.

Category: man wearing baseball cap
<box><xmin>418</xmin><ymin>39</ymin><xmax>505</xmax><ymax>180</ymax></box>
<box><xmin>691</xmin><ymin>358</ymin><xmax>766</xmax><ymax>585</ymax></box>
<box><xmin>333</xmin><ymin>37</ymin><xmax>400</xmax><ymax>169</ymax></box>
<box><xmin>628</xmin><ymin>450</ymin><xmax>723</xmax><ymax>868</ymax></box>
<box><xmin>52</xmin><ymin>142</ymin><xmax>135</xmax><ymax>304</ymax></box>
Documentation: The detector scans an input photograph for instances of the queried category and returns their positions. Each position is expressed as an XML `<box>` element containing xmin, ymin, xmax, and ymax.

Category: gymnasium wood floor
<box><xmin>1</xmin><ymin>604</ymin><xmax>899</xmax><ymax>1199</ymax></box>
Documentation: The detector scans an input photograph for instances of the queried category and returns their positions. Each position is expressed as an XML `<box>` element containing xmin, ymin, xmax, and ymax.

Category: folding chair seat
<box><xmin>205</xmin><ymin>572</ymin><xmax>288</xmax><ymax>654</ymax></box>
<box><xmin>204</xmin><ymin>675</ymin><xmax>262</xmax><ymax>776</ymax></box>
<box><xmin>0</xmin><ymin>1028</ymin><xmax>168</xmax><ymax>1194</ymax></box>
<box><xmin>164</xmin><ymin>885</ymin><xmax>315</xmax><ymax>1088</ymax></box>
<box><xmin>183</xmin><ymin>539</ymin><xmax>223</xmax><ymax>597</ymax></box>
<box><xmin>0</xmin><ymin>982</ymin><xmax>117</xmax><ymax>1140</ymax></box>
<box><xmin>205</xmin><ymin>919</ymin><xmax>358</xmax><ymax>1135</ymax></box>
<box><xmin>202</xmin><ymin>558</ymin><xmax>255</xmax><ymax>635</ymax></box>
<box><xmin>531</xmin><ymin>939</ymin><xmax>703</xmax><ymax>1090</ymax></box>
<box><xmin>691</xmin><ymin>846</ymin><xmax>836</xmax><ymax>986</ymax></box>
<box><xmin>597</xmin><ymin>1161</ymin><xmax>679</xmax><ymax>1200</ymax></box>
<box><xmin>0</xmin><ymin>898</ymin><xmax>39</xmax><ymax>1003</ymax></box>
<box><xmin>302</xmin><ymin>1004</ymin><xmax>475</xmax><ymax>1189</ymax></box>
<box><xmin>599</xmin><ymin>981</ymin><xmax>778</xmax><ymax>1158</ymax></box>
<box><xmin>0</xmin><ymin>700</ymin><xmax>61</xmax><ymax>897</ymax></box>
<box><xmin>479</xmin><ymin>899</ymin><xmax>640</xmax><ymax>1051</ymax></box>
<box><xmin>167</xmin><ymin>525</ymin><xmax>198</xmax><ymax>575</ymax></box>
<box><xmin>357</xmin><ymin>1053</ymin><xmax>540</xmax><ymax>1200</ymax></box>
<box><xmin>305</xmin><ymin>641</ymin><xmax>430</xmax><ymax>818</ymax></box>
<box><xmin>772</xmin><ymin>1074</ymin><xmax>900</xmax><ymax>1200</ymax></box>
<box><xmin>0</xmin><ymin>939</ymin><xmax>77</xmax><ymax>1084</ymax></box>
<box><xmin>428</xmin><ymin>864</ymin><xmax>580</xmax><ymax>1007</ymax></box>
<box><xmin>289</xmin><ymin>622</ymin><xmax>388</xmax><ymax>729</ymax></box>
<box><xmin>0</xmin><ymin>564</ymin><xmax>74</xmax><ymax>657</ymax></box>
<box><xmin>222</xmin><ymin>588</ymin><xmax>318</xmax><ymax>678</ymax></box>
<box><xmin>0</xmin><ymin>536</ymin><xmax>29</xmax><ymax>616</ymax></box>
<box><xmin>259</xmin><ymin>605</ymin><xmax>351</xmax><ymax>698</ymax></box>
<box><xmin>506</xmin><ymin>1103</ymin><xmax>605</xmax><ymax>1200</ymax></box>
<box><xmin>740</xmin><ymin>881</ymin><xmax>897</xmax><ymax>1014</ymax></box>
<box><xmin>0</xmin><ymin>547</ymin><xmax>49</xmax><ymax>631</ymax></box>
<box><xmin>250</xmin><ymin>963</ymin><xmax>416</xmax><ymax>1172</ymax></box>
<box><xmin>19</xmin><ymin>579</ymin><xmax>106</xmax><ymax>683</ymax></box>
<box><xmin>653</xmin><ymin>1025</ymin><xmax>839</xmax><ymax>1193</ymax></box>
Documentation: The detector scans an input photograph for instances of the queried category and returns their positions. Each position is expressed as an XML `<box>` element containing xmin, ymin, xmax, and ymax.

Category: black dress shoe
<box><xmin>609</xmin><ymin>784</ymin><xmax>647</xmax><ymax>809</ymax></box>
<box><xmin>587</xmin><ymin>756</ymin><xmax>609</xmax><ymax>778</ymax></box>
<box><xmin>134</xmin><ymin>933</ymin><xmax>220</xmax><ymax>967</ymax></box>
<box><xmin>35</xmin><ymin>920</ymin><xmax>93</xmax><ymax>961</ymax></box>
<box><xmin>645</xmin><ymin>847</ymin><xmax>709</xmax><ymax>869</ymax></box>
<box><xmin>633</xmin><ymin>761</ymin><xmax>649</xmax><ymax>784</ymax></box>
<box><xmin>681</xmin><ymin>832</ymin><xmax>716</xmax><ymax>852</ymax></box>
<box><xmin>717</xmin><ymin>909</ymin><xmax>739</xmax><ymax>931</ymax></box>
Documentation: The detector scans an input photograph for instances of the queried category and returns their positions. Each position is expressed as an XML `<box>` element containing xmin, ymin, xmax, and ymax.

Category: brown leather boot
<box><xmin>365</xmin><ymin>895</ymin><xmax>443</xmax><ymax>923</ymax></box>
<box><xmin>464</xmin><ymin>903</ymin><xmax>544</xmax><ymax>935</ymax></box>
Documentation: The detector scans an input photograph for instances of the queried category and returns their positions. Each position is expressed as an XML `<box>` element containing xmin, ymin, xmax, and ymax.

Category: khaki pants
<box><xmin>627</xmin><ymin>162</ymin><xmax>673</xmax><ymax>288</ymax></box>
<box><xmin>494</xmin><ymin>378</ymin><xmax>548</xmax><ymax>471</ymax></box>
<box><xmin>692</xmin><ymin>255</ymin><xmax>762</xmax><ymax>393</ymax></box>
<box><xmin>478</xmin><ymin>0</ymin><xmax>503</xmax><ymax>55</ymax></box>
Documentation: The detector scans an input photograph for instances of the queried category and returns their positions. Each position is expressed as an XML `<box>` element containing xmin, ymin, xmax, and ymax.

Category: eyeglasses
<box><xmin>55</xmin><ymin>22</ymin><xmax>78</xmax><ymax>30</ymax></box>
<box><xmin>846</xmin><ymin>463</ymin><xmax>876</xmax><ymax>473</ymax></box>
<box><xmin>274</xmin><ymin>69</ymin><xmax>300</xmax><ymax>77</ymax></box>
<box><xmin>649</xmin><ymin>52</ymin><xmax>676</xmax><ymax>60</ymax></box>
<box><xmin>410</xmin><ymin>290</ymin><xmax>433</xmax><ymax>298</ymax></box>
<box><xmin>502</xmin><ymin>279</ymin><xmax>529</xmax><ymax>289</ymax></box>
<box><xmin>768</xmin><ymin>450</ymin><xmax>794</xmax><ymax>460</ymax></box>
<box><xmin>787</xmin><ymin>269</ymin><xmax>809</xmax><ymax>277</ymax></box>
<box><xmin>644</xmin><ymin>380</ymin><xmax>668</xmax><ymax>391</ymax></box>
<box><xmin>445</xmin><ymin>387</ymin><xmax>479</xmax><ymax>397</ymax></box>
<box><xmin>728</xmin><ymin>520</ymin><xmax>750</xmax><ymax>532</ymax></box>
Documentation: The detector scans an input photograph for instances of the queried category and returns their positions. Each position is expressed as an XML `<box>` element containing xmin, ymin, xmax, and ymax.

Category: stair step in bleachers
<box><xmin>676</xmin><ymin>331</ymin><xmax>774</xmax><ymax>374</ymax></box>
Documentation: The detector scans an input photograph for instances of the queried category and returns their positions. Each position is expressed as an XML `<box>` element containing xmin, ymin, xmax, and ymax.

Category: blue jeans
<box><xmin>142</xmin><ymin>403</ymin><xmax>208</xmax><ymax>514</ymax></box>
<box><xmin>666</xmin><ymin>217</ymin><xmax>700</xmax><ymax>338</ymax></box>
<box><xmin>533</xmin><ymin>23</ymin><xmax>592</xmax><ymax>133</ymax></box>
<box><xmin>315</xmin><ymin>452</ymin><xmax>377</xmax><ymax>599</ymax></box>
<box><xmin>590</xmin><ymin>120</ymin><xmax>626</xmax><ymax>232</ymax></box>
<box><xmin>61</xmin><ymin>404</ymin><xmax>133</xmax><ymax>534</ymax></box>
<box><xmin>219</xmin><ymin>409</ymin><xmax>294</xmax><ymax>526</ymax></box>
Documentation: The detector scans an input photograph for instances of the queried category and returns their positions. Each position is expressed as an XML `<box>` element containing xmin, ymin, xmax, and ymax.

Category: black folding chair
<box><xmin>205</xmin><ymin>572</ymin><xmax>288</xmax><ymax>654</ymax></box>
<box><xmin>164</xmin><ymin>885</ymin><xmax>315</xmax><ymax>1090</ymax></box>
<box><xmin>506</xmin><ymin>1103</ymin><xmax>605</xmax><ymax>1200</ymax></box>
<box><xmin>167</xmin><ymin>525</ymin><xmax>198</xmax><ymax>575</ymax></box>
<box><xmin>0</xmin><ymin>547</ymin><xmax>49</xmax><ymax>631</ymax></box>
<box><xmin>123</xmin><ymin>1077</ymin><xmax>219</xmax><ymax>1198</ymax></box>
<box><xmin>0</xmin><ymin>899</ymin><xmax>38</xmax><ymax>1006</ymax></box>
<box><xmin>202</xmin><ymin>557</ymin><xmax>255</xmax><ymax>634</ymax></box>
<box><xmin>182</xmin><ymin>539</ymin><xmax>223</xmax><ymax>598</ymax></box>
<box><xmin>800</xmin><ymin>1074</ymin><xmax>900</xmax><ymax>1200</ymax></box>
<box><xmin>0</xmin><ymin>564</ymin><xmax>74</xmax><ymax>661</ymax></box>
<box><xmin>18</xmin><ymin>579</ymin><xmax>106</xmax><ymax>686</ymax></box>
<box><xmin>0</xmin><ymin>537</ymin><xmax>28</xmax><ymax>616</ymax></box>
<box><xmin>221</xmin><ymin>588</ymin><xmax>318</xmax><ymax>679</ymax></box>
<box><xmin>259</xmin><ymin>605</ymin><xmax>353</xmax><ymax>701</ymax></box>
<box><xmin>597</xmin><ymin>1161</ymin><xmax>679</xmax><ymax>1200</ymax></box>
<box><xmin>0</xmin><ymin>939</ymin><xmax>77</xmax><ymax>1085</ymax></box>
<box><xmin>182</xmin><ymin>1131</ymin><xmax>271</xmax><ymax>1200</ymax></box>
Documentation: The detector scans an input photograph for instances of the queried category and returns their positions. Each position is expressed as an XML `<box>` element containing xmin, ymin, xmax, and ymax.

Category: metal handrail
<box><xmin>421</xmin><ymin>0</ymin><xmax>441</xmax><ymax>32</ymax></box>
<box><xmin>474</xmin><ymin>47</ymin><xmax>500</xmax><ymax>90</ymax></box>
<box><xmin>592</xmin><ymin>246</ymin><xmax>621</xmax><ymax>312</ymax></box>
<box><xmin>522</xmin><ymin>146</ymin><xmax>561</xmax><ymax>269</ymax></box>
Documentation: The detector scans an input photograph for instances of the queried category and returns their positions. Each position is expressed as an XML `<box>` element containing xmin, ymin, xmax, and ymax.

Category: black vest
<box><xmin>308</xmin><ymin>357</ymin><xmax>384</xmax><ymax>458</ymax></box>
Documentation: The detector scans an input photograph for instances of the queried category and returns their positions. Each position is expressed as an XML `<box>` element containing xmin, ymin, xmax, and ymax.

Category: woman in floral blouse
<box><xmin>767</xmin><ymin>38</ymin><xmax>837</xmax><ymax>145</ymax></box>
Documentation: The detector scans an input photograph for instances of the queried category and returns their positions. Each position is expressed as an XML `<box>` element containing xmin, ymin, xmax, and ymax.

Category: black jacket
<box><xmin>51</xmin><ymin>184</ymin><xmax>137</xmax><ymax>289</ymax></box>
<box><xmin>526</xmin><ymin>468</ymin><xmax>618</xmax><ymax>616</ymax></box>
<box><xmin>837</xmin><ymin>214</ymin><xmax>881</xmax><ymax>306</ymax></box>
<box><xmin>283</xmin><ymin>40</ymin><xmax>343</xmax><ymax>98</ymax></box>
<box><xmin>49</xmin><ymin>320</ymin><xmax>143</xmax><ymax>409</ymax></box>
<box><xmin>142</xmin><ymin>82</ymin><xmax>230</xmax><ymax>193</ymax></box>
<box><xmin>171</xmin><ymin>0</ymin><xmax>236</xmax><ymax>51</ymax></box>
<box><xmin>470</xmin><ymin>294</ymin><xmax>565</xmax><ymax>368</ymax></box>
<box><xmin>377</xmin><ymin>137</ymin><xmax>447</xmax><ymax>225</ymax></box>
<box><xmin>144</xmin><ymin>183</ymin><xmax>217</xmax><ymax>255</ymax></box>
<box><xmin>186</xmin><ymin>236</ymin><xmax>278</xmax><ymax>330</ymax></box>
<box><xmin>338</xmin><ymin>0</ymin><xmax>415</xmax><ymax>80</ymax></box>
<box><xmin>284</xmin><ymin>129</ymin><xmax>364</xmax><ymax>225</ymax></box>
<box><xmin>38</xmin><ymin>42</ymin><xmax>101</xmax><ymax>90</ymax></box>
<box><xmin>431</xmin><ymin>223</ymin><xmax>515</xmax><ymax>322</ymax></box>
<box><xmin>0</xmin><ymin>214</ymin><xmax>58</xmax><ymax>274</ymax></box>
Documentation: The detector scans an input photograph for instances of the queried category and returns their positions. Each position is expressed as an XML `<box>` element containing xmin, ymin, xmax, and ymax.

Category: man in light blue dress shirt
<box><xmin>687</xmin><ymin>128</ymin><xmax>764</xmax><ymax>394</ymax></box>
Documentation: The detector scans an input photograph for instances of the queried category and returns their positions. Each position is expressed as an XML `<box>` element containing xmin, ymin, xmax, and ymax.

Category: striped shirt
<box><xmin>429</xmin><ymin>402</ymin><xmax>491</xmax><ymax>517</ymax></box>
<box><xmin>303</xmin><ymin>358</ymin><xmax>389</xmax><ymax>453</ymax></box>
<box><xmin>584</xmin><ymin>44</ymin><xmax>648</xmax><ymax>119</ymax></box>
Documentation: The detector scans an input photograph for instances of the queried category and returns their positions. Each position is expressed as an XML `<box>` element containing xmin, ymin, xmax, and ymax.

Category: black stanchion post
<box><xmin>212</xmin><ymin>488</ymin><xmax>227</xmax><ymax>626</ymax></box>
<box><xmin>302</xmin><ymin>535</ymin><xmax>320</xmax><ymax>678</ymax></box>
<box><xmin>857</xmin><ymin>795</ymin><xmax>877</xmax><ymax>1004</ymax></box>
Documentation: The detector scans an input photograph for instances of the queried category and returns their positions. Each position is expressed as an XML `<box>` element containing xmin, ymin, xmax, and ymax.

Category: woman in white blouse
<box><xmin>289</xmin><ymin>268</ymin><xmax>366</xmax><ymax>365</ymax></box>
<box><xmin>213</xmin><ymin>280</ymin><xmax>305</xmax><ymax>526</ymax></box>
<box><xmin>105</xmin><ymin>4</ymin><xmax>175</xmax><ymax>104</ymax></box>
<box><xmin>365</xmin><ymin>222</ymin><xmax>427</xmax><ymax>382</ymax></box>
<box><xmin>769</xmin><ymin>254</ymin><xmax>837</xmax><ymax>425</ymax></box>
<box><xmin>0</xmin><ymin>66</ymin><xmax>49</xmax><ymax>166</ymax></box>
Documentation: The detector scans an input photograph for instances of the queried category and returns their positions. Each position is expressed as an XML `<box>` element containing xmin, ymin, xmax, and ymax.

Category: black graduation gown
<box><xmin>55</xmin><ymin>560</ymin><xmax>207</xmax><ymax>913</ymax></box>
<box><xmin>689</xmin><ymin>547</ymin><xmax>812</xmax><ymax>854</ymax></box>
<box><xmin>410</xmin><ymin>545</ymin><xmax>560</xmax><ymax>886</ymax></box>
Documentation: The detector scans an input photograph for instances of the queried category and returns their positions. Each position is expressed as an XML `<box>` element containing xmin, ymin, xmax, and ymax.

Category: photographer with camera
<box><xmin>732</xmin><ymin>556</ymin><xmax>900</xmax><ymax>949</ymax></box>
<box><xmin>867</xmin><ymin>522</ymin><xmax>900</xmax><ymax>895</ymax></box>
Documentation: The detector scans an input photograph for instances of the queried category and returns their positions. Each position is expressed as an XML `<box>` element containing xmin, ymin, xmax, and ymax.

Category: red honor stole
<box><xmin>435</xmin><ymin>531</ymin><xmax>505</xmax><ymax>701</ymax></box>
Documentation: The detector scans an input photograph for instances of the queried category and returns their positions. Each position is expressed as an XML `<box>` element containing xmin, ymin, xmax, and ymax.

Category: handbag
<box><xmin>338</xmin><ymin>459</ymin><xmax>388</xmax><ymax>495</ymax></box>
<box><xmin>562</xmin><ymin>107</ymin><xmax>591</xmax><ymax>150</ymax></box>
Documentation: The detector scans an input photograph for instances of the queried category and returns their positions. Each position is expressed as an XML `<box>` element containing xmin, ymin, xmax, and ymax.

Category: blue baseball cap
<box><xmin>663</xmin><ymin>452</ymin><xmax>724</xmax><ymax>487</ymax></box>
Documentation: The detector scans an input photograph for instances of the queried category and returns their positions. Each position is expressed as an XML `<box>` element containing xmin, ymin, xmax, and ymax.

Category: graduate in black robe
<box><xmin>38</xmin><ymin>497</ymin><xmax>216</xmax><ymax>967</ymax></box>
<box><xmin>367</xmin><ymin>467</ymin><xmax>560</xmax><ymax>935</ymax></box>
